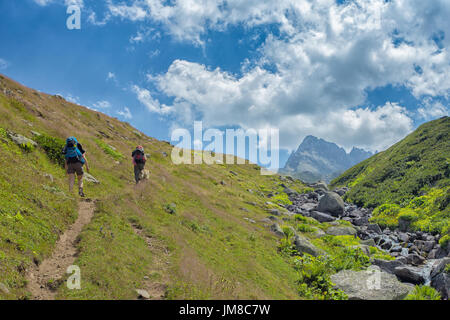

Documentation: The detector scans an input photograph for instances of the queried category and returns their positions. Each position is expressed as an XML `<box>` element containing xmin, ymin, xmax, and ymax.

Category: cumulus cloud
<box><xmin>78</xmin><ymin>0</ymin><xmax>449</xmax><ymax>153</ymax></box>
<box><xmin>117</xmin><ymin>107</ymin><xmax>133</xmax><ymax>119</ymax></box>
<box><xmin>417</xmin><ymin>98</ymin><xmax>449</xmax><ymax>120</ymax></box>
<box><xmin>132</xmin><ymin>85</ymin><xmax>173</xmax><ymax>115</ymax></box>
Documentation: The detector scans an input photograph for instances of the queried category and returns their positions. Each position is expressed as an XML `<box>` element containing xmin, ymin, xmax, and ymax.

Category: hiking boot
<box><xmin>79</xmin><ymin>188</ymin><xmax>85</xmax><ymax>198</ymax></box>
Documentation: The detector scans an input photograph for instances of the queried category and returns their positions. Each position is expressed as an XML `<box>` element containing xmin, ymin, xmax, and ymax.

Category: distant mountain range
<box><xmin>281</xmin><ymin>135</ymin><xmax>373</xmax><ymax>183</ymax></box>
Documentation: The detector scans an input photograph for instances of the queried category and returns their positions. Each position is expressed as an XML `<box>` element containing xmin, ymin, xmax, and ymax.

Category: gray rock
<box><xmin>283</xmin><ymin>188</ymin><xmax>297</xmax><ymax>195</ymax></box>
<box><xmin>367</xmin><ymin>224</ymin><xmax>382</xmax><ymax>234</ymax></box>
<box><xmin>330</xmin><ymin>266</ymin><xmax>413</xmax><ymax>300</ymax></box>
<box><xmin>373</xmin><ymin>258</ymin><xmax>405</xmax><ymax>274</ymax></box>
<box><xmin>270</xmin><ymin>223</ymin><xmax>285</xmax><ymax>237</ymax></box>
<box><xmin>352</xmin><ymin>216</ymin><xmax>369</xmax><ymax>226</ymax></box>
<box><xmin>326</xmin><ymin>226</ymin><xmax>357</xmax><ymax>236</ymax></box>
<box><xmin>135</xmin><ymin>289</ymin><xmax>150</xmax><ymax>299</ymax></box>
<box><xmin>360</xmin><ymin>239</ymin><xmax>376</xmax><ymax>247</ymax></box>
<box><xmin>294</xmin><ymin>235</ymin><xmax>325</xmax><ymax>257</ymax></box>
<box><xmin>300</xmin><ymin>203</ymin><xmax>317</xmax><ymax>212</ymax></box>
<box><xmin>310</xmin><ymin>211</ymin><xmax>336</xmax><ymax>223</ymax></box>
<box><xmin>317</xmin><ymin>192</ymin><xmax>345</xmax><ymax>217</ymax></box>
<box><xmin>7</xmin><ymin>131</ymin><xmax>37</xmax><ymax>148</ymax></box>
<box><xmin>430</xmin><ymin>257</ymin><xmax>450</xmax><ymax>279</ymax></box>
<box><xmin>414</xmin><ymin>240</ymin><xmax>435</xmax><ymax>253</ymax></box>
<box><xmin>268</xmin><ymin>209</ymin><xmax>281</xmax><ymax>216</ymax></box>
<box><xmin>394</xmin><ymin>266</ymin><xmax>426</xmax><ymax>284</ymax></box>
<box><xmin>406</xmin><ymin>253</ymin><xmax>425</xmax><ymax>266</ymax></box>
<box><xmin>83</xmin><ymin>173</ymin><xmax>100</xmax><ymax>184</ymax></box>
<box><xmin>312</xmin><ymin>182</ymin><xmax>328</xmax><ymax>191</ymax></box>
<box><xmin>431</xmin><ymin>272</ymin><xmax>450</xmax><ymax>299</ymax></box>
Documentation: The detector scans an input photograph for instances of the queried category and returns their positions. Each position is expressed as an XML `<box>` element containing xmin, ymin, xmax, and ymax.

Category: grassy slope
<box><xmin>0</xmin><ymin>74</ymin><xmax>310</xmax><ymax>300</ymax></box>
<box><xmin>331</xmin><ymin>117</ymin><xmax>450</xmax><ymax>238</ymax></box>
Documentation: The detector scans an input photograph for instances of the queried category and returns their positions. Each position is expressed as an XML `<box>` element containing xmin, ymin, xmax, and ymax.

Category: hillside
<box><xmin>281</xmin><ymin>136</ymin><xmax>372</xmax><ymax>183</ymax></box>
<box><xmin>331</xmin><ymin>117</ymin><xmax>450</xmax><ymax>239</ymax></box>
<box><xmin>1</xmin><ymin>74</ymin><xmax>448</xmax><ymax>301</ymax></box>
<box><xmin>0</xmin><ymin>74</ymin><xmax>319</xmax><ymax>300</ymax></box>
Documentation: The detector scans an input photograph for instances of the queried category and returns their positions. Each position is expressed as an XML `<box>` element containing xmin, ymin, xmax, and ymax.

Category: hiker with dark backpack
<box><xmin>63</xmin><ymin>136</ymin><xmax>90</xmax><ymax>197</ymax></box>
<box><xmin>132</xmin><ymin>145</ymin><xmax>146</xmax><ymax>184</ymax></box>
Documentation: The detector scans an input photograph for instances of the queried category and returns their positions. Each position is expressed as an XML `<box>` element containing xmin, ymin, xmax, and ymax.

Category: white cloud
<box><xmin>417</xmin><ymin>98</ymin><xmax>449</xmax><ymax>120</ymax></box>
<box><xmin>106</xmin><ymin>72</ymin><xmax>116</xmax><ymax>80</ymax></box>
<box><xmin>92</xmin><ymin>100</ymin><xmax>111</xmax><ymax>109</ymax></box>
<box><xmin>33</xmin><ymin>0</ymin><xmax>53</xmax><ymax>6</ymax></box>
<box><xmin>0</xmin><ymin>58</ymin><xmax>9</xmax><ymax>70</ymax></box>
<box><xmin>132</xmin><ymin>85</ymin><xmax>173</xmax><ymax>115</ymax></box>
<box><xmin>117</xmin><ymin>107</ymin><xmax>133</xmax><ymax>119</ymax></box>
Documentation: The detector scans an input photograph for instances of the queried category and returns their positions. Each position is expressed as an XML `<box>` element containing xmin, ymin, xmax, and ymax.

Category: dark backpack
<box><xmin>133</xmin><ymin>149</ymin><xmax>146</xmax><ymax>164</ymax></box>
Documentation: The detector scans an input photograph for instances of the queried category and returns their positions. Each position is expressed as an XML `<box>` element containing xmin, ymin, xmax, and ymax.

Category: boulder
<box><xmin>367</xmin><ymin>224</ymin><xmax>382</xmax><ymax>234</ymax></box>
<box><xmin>431</xmin><ymin>272</ymin><xmax>450</xmax><ymax>299</ymax></box>
<box><xmin>311</xmin><ymin>182</ymin><xmax>328</xmax><ymax>191</ymax></box>
<box><xmin>300</xmin><ymin>203</ymin><xmax>317</xmax><ymax>212</ymax></box>
<box><xmin>83</xmin><ymin>173</ymin><xmax>100</xmax><ymax>184</ymax></box>
<box><xmin>394</xmin><ymin>266</ymin><xmax>426</xmax><ymax>284</ymax></box>
<box><xmin>330</xmin><ymin>266</ymin><xmax>413</xmax><ymax>300</ymax></box>
<box><xmin>317</xmin><ymin>192</ymin><xmax>345</xmax><ymax>217</ymax></box>
<box><xmin>430</xmin><ymin>257</ymin><xmax>450</xmax><ymax>279</ymax></box>
<box><xmin>268</xmin><ymin>209</ymin><xmax>281</xmax><ymax>216</ymax></box>
<box><xmin>294</xmin><ymin>235</ymin><xmax>324</xmax><ymax>257</ymax></box>
<box><xmin>326</xmin><ymin>226</ymin><xmax>357</xmax><ymax>236</ymax></box>
<box><xmin>406</xmin><ymin>253</ymin><xmax>425</xmax><ymax>266</ymax></box>
<box><xmin>352</xmin><ymin>216</ymin><xmax>370</xmax><ymax>226</ymax></box>
<box><xmin>135</xmin><ymin>289</ymin><xmax>150</xmax><ymax>300</ymax></box>
<box><xmin>360</xmin><ymin>238</ymin><xmax>376</xmax><ymax>247</ymax></box>
<box><xmin>310</xmin><ymin>211</ymin><xmax>336</xmax><ymax>223</ymax></box>
<box><xmin>7</xmin><ymin>131</ymin><xmax>37</xmax><ymax>148</ymax></box>
<box><xmin>270</xmin><ymin>223</ymin><xmax>285</xmax><ymax>238</ymax></box>
<box><xmin>373</xmin><ymin>258</ymin><xmax>405</xmax><ymax>274</ymax></box>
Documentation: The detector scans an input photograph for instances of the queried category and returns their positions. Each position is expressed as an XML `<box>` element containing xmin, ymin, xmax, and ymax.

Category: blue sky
<box><xmin>0</xmin><ymin>0</ymin><xmax>449</xmax><ymax>168</ymax></box>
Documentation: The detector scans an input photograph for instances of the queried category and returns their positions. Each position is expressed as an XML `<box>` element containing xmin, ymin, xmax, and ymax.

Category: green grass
<box><xmin>331</xmin><ymin>116</ymin><xmax>450</xmax><ymax>235</ymax></box>
<box><xmin>405</xmin><ymin>285</ymin><xmax>441</xmax><ymax>300</ymax></box>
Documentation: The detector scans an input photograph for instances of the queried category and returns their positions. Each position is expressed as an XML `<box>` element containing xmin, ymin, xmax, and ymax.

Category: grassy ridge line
<box><xmin>0</xmin><ymin>74</ymin><xmax>307</xmax><ymax>299</ymax></box>
<box><xmin>330</xmin><ymin>116</ymin><xmax>449</xmax><ymax>238</ymax></box>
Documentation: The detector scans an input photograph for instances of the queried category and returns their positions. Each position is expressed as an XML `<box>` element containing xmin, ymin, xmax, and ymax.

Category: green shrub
<box><xmin>297</xmin><ymin>223</ymin><xmax>316</xmax><ymax>233</ymax></box>
<box><xmin>405</xmin><ymin>285</ymin><xmax>441</xmax><ymax>300</ymax></box>
<box><xmin>439</xmin><ymin>234</ymin><xmax>450</xmax><ymax>250</ymax></box>
<box><xmin>35</xmin><ymin>133</ymin><xmax>66</xmax><ymax>167</ymax></box>
<box><xmin>398</xmin><ymin>208</ymin><xmax>419</xmax><ymax>222</ymax></box>
<box><xmin>95</xmin><ymin>139</ymin><xmax>123</xmax><ymax>161</ymax></box>
<box><xmin>271</xmin><ymin>193</ymin><xmax>292</xmax><ymax>206</ymax></box>
<box><xmin>294</xmin><ymin>255</ymin><xmax>347</xmax><ymax>300</ymax></box>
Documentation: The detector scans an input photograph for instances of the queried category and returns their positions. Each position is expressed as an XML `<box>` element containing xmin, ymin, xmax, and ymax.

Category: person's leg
<box><xmin>68</xmin><ymin>173</ymin><xmax>75</xmax><ymax>192</ymax></box>
<box><xmin>134</xmin><ymin>165</ymin><xmax>140</xmax><ymax>184</ymax></box>
<box><xmin>77</xmin><ymin>175</ymin><xmax>84</xmax><ymax>190</ymax></box>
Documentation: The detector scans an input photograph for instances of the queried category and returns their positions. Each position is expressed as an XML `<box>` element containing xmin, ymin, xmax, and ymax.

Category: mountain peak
<box><xmin>283</xmin><ymin>136</ymin><xmax>373</xmax><ymax>183</ymax></box>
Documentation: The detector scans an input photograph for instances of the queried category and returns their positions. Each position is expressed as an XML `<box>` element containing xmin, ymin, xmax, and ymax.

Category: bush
<box><xmin>95</xmin><ymin>139</ymin><xmax>123</xmax><ymax>161</ymax></box>
<box><xmin>405</xmin><ymin>285</ymin><xmax>441</xmax><ymax>300</ymax></box>
<box><xmin>439</xmin><ymin>234</ymin><xmax>450</xmax><ymax>250</ymax></box>
<box><xmin>294</xmin><ymin>255</ymin><xmax>347</xmax><ymax>300</ymax></box>
<box><xmin>34</xmin><ymin>133</ymin><xmax>66</xmax><ymax>167</ymax></box>
<box><xmin>398</xmin><ymin>208</ymin><xmax>419</xmax><ymax>222</ymax></box>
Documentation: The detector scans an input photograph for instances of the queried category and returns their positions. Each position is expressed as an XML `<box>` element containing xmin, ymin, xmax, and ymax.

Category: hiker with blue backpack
<box><xmin>63</xmin><ymin>137</ymin><xmax>90</xmax><ymax>197</ymax></box>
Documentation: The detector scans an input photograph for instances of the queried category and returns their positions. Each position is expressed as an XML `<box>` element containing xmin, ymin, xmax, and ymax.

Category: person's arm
<box><xmin>83</xmin><ymin>154</ymin><xmax>90</xmax><ymax>172</ymax></box>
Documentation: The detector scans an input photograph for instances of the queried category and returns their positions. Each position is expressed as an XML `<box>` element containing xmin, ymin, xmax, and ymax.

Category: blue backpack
<box><xmin>64</xmin><ymin>137</ymin><xmax>85</xmax><ymax>164</ymax></box>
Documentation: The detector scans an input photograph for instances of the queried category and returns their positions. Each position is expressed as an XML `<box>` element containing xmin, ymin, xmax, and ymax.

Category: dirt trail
<box><xmin>26</xmin><ymin>200</ymin><xmax>96</xmax><ymax>300</ymax></box>
<box><xmin>131</xmin><ymin>223</ymin><xmax>169</xmax><ymax>300</ymax></box>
